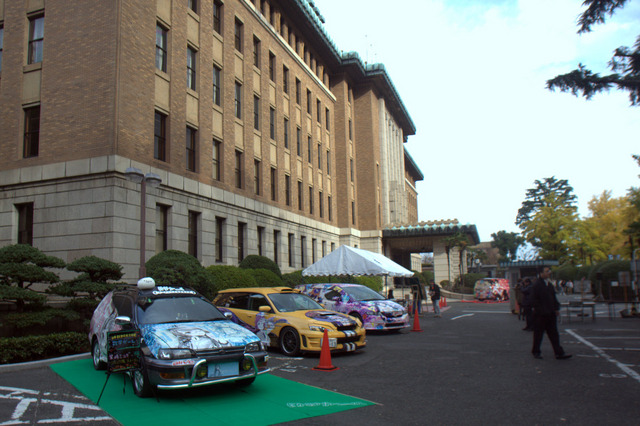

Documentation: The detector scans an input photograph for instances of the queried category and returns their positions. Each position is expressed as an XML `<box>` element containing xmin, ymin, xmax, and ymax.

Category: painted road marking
<box><xmin>0</xmin><ymin>385</ymin><xmax>111</xmax><ymax>424</ymax></box>
<box><xmin>565</xmin><ymin>329</ymin><xmax>640</xmax><ymax>385</ymax></box>
<box><xmin>451</xmin><ymin>314</ymin><xmax>475</xmax><ymax>320</ymax></box>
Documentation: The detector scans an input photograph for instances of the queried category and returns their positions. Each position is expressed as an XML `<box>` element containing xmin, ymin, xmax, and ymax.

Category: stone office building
<box><xmin>0</xmin><ymin>0</ymin><xmax>432</xmax><ymax>282</ymax></box>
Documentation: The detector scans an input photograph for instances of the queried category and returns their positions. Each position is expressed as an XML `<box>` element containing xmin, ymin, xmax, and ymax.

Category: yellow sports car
<box><xmin>213</xmin><ymin>287</ymin><xmax>366</xmax><ymax>356</ymax></box>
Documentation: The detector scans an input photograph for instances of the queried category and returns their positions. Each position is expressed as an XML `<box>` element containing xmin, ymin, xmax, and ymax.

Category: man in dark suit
<box><xmin>531</xmin><ymin>266</ymin><xmax>572</xmax><ymax>360</ymax></box>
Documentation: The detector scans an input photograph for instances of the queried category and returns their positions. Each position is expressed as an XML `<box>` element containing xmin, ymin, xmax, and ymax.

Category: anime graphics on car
<box><xmin>213</xmin><ymin>287</ymin><xmax>366</xmax><ymax>356</ymax></box>
<box><xmin>88</xmin><ymin>278</ymin><xmax>269</xmax><ymax>397</ymax></box>
<box><xmin>297</xmin><ymin>283</ymin><xmax>410</xmax><ymax>331</ymax></box>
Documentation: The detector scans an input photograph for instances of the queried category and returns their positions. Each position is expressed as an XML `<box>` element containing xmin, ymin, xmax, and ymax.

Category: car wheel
<box><xmin>279</xmin><ymin>327</ymin><xmax>301</xmax><ymax>356</ymax></box>
<box><xmin>235</xmin><ymin>377</ymin><xmax>256</xmax><ymax>387</ymax></box>
<box><xmin>131</xmin><ymin>366</ymin><xmax>153</xmax><ymax>398</ymax></box>
<box><xmin>92</xmin><ymin>339</ymin><xmax>107</xmax><ymax>370</ymax></box>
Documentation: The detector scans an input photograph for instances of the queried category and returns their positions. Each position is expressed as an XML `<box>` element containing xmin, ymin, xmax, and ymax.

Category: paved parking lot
<box><xmin>1</xmin><ymin>298</ymin><xmax>639</xmax><ymax>425</ymax></box>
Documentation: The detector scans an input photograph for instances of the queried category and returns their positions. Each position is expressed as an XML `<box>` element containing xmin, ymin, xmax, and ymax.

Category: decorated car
<box><xmin>296</xmin><ymin>283</ymin><xmax>410</xmax><ymax>331</ymax></box>
<box><xmin>88</xmin><ymin>278</ymin><xmax>269</xmax><ymax>397</ymax></box>
<box><xmin>473</xmin><ymin>278</ymin><xmax>510</xmax><ymax>301</ymax></box>
<box><xmin>212</xmin><ymin>287</ymin><xmax>366</xmax><ymax>356</ymax></box>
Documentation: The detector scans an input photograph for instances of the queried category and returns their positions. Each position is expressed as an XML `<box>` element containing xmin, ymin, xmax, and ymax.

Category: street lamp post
<box><xmin>125</xmin><ymin>167</ymin><xmax>162</xmax><ymax>279</ymax></box>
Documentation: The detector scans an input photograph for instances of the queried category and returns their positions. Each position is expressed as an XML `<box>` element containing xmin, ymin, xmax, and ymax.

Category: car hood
<box><xmin>140</xmin><ymin>320</ymin><xmax>259</xmax><ymax>358</ymax></box>
<box><xmin>358</xmin><ymin>299</ymin><xmax>406</xmax><ymax>313</ymax></box>
<box><xmin>305</xmin><ymin>310</ymin><xmax>358</xmax><ymax>326</ymax></box>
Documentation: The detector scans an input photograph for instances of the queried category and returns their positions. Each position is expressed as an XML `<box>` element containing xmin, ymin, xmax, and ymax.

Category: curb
<box><xmin>0</xmin><ymin>352</ymin><xmax>91</xmax><ymax>373</ymax></box>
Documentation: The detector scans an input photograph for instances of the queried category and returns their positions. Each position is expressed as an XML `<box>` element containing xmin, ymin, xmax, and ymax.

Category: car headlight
<box><xmin>158</xmin><ymin>348</ymin><xmax>193</xmax><ymax>360</ymax></box>
<box><xmin>309</xmin><ymin>325</ymin><xmax>328</xmax><ymax>333</ymax></box>
<box><xmin>245</xmin><ymin>342</ymin><xmax>263</xmax><ymax>353</ymax></box>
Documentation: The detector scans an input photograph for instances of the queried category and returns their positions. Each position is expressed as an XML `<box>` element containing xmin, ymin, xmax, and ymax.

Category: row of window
<box><xmin>14</xmin><ymin>201</ymin><xmax>333</xmax><ymax>270</ymax></box>
<box><xmin>0</xmin><ymin>13</ymin><xmax>43</xmax><ymax>73</ymax></box>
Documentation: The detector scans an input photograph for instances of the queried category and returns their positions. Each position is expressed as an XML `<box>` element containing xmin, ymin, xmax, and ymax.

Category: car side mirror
<box><xmin>223</xmin><ymin>311</ymin><xmax>233</xmax><ymax>319</ymax></box>
<box><xmin>259</xmin><ymin>305</ymin><xmax>272</xmax><ymax>313</ymax></box>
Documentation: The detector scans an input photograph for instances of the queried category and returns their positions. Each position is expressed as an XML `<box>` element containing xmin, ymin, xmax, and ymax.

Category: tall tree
<box><xmin>490</xmin><ymin>231</ymin><xmax>525</xmax><ymax>262</ymax></box>
<box><xmin>582</xmin><ymin>190</ymin><xmax>635</xmax><ymax>259</ymax></box>
<box><xmin>516</xmin><ymin>178</ymin><xmax>579</xmax><ymax>263</ymax></box>
<box><xmin>625</xmin><ymin>155</ymin><xmax>640</xmax><ymax>252</ymax></box>
<box><xmin>546</xmin><ymin>0</ymin><xmax>640</xmax><ymax>105</ymax></box>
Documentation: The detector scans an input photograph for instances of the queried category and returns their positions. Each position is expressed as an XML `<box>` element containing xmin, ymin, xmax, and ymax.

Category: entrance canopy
<box><xmin>302</xmin><ymin>245</ymin><xmax>414</xmax><ymax>277</ymax></box>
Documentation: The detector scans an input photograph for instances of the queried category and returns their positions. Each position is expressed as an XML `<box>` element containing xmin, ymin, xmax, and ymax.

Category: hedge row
<box><xmin>0</xmin><ymin>332</ymin><xmax>90</xmax><ymax>364</ymax></box>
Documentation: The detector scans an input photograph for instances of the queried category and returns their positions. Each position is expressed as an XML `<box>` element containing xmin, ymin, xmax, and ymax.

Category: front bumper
<box><xmin>143</xmin><ymin>352</ymin><xmax>269</xmax><ymax>390</ymax></box>
<box><xmin>299</xmin><ymin>330</ymin><xmax>366</xmax><ymax>353</ymax></box>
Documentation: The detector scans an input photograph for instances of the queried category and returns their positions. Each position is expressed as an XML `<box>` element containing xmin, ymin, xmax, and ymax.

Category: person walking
<box><xmin>429</xmin><ymin>280</ymin><xmax>441</xmax><ymax>317</ymax></box>
<box><xmin>520</xmin><ymin>278</ymin><xmax>533</xmax><ymax>331</ymax></box>
<box><xmin>531</xmin><ymin>266</ymin><xmax>572</xmax><ymax>360</ymax></box>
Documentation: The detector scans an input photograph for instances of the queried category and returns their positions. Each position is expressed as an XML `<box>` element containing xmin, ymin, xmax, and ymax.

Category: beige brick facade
<box><xmin>0</xmin><ymin>0</ymin><xmax>421</xmax><ymax>282</ymax></box>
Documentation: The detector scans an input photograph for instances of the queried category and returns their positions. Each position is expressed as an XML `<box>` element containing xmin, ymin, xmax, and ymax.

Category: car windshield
<box><xmin>268</xmin><ymin>293</ymin><xmax>323</xmax><ymax>312</ymax></box>
<box><xmin>344</xmin><ymin>285</ymin><xmax>385</xmax><ymax>302</ymax></box>
<box><xmin>137</xmin><ymin>296</ymin><xmax>227</xmax><ymax>325</ymax></box>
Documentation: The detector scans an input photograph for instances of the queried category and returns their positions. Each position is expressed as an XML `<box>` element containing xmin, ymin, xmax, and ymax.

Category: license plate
<box><xmin>328</xmin><ymin>338</ymin><xmax>337</xmax><ymax>348</ymax></box>
<box><xmin>207</xmin><ymin>361</ymin><xmax>238</xmax><ymax>378</ymax></box>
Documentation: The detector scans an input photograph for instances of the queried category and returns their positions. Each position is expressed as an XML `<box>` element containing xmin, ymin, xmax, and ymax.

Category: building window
<box><xmin>269</xmin><ymin>107</ymin><xmax>276</xmax><ymax>139</ymax></box>
<box><xmin>155</xmin><ymin>204</ymin><xmax>169</xmax><ymax>253</ymax></box>
<box><xmin>283</xmin><ymin>66</ymin><xmax>289</xmax><ymax>94</ymax></box>
<box><xmin>235</xmin><ymin>150</ymin><xmax>243</xmax><ymax>188</ymax></box>
<box><xmin>187</xmin><ymin>47</ymin><xmax>197</xmax><ymax>90</ymax></box>
<box><xmin>327</xmin><ymin>150</ymin><xmax>331</xmax><ymax>175</ymax></box>
<box><xmin>306</xmin><ymin>89</ymin><xmax>311</xmax><ymax>114</ymax></box>
<box><xmin>154</xmin><ymin>111</ymin><xmax>167</xmax><ymax>161</ymax></box>
<box><xmin>234</xmin><ymin>19</ymin><xmax>243</xmax><ymax>52</ymax></box>
<box><xmin>253</xmin><ymin>36</ymin><xmax>260</xmax><ymax>67</ymax></box>
<box><xmin>16</xmin><ymin>203</ymin><xmax>34</xmax><ymax>245</ymax></box>
<box><xmin>285</xmin><ymin>175</ymin><xmax>291</xmax><ymax>206</ymax></box>
<box><xmin>188</xmin><ymin>210</ymin><xmax>199</xmax><ymax>258</ymax></box>
<box><xmin>349</xmin><ymin>119</ymin><xmax>353</xmax><ymax>140</ymax></box>
<box><xmin>257</xmin><ymin>226</ymin><xmax>265</xmax><ymax>256</ymax></box>
<box><xmin>238</xmin><ymin>222</ymin><xmax>246</xmax><ymax>262</ymax></box>
<box><xmin>317</xmin><ymin>144</ymin><xmax>322</xmax><ymax>169</ymax></box>
<box><xmin>325</xmin><ymin>108</ymin><xmax>330</xmax><ymax>131</ymax></box>
<box><xmin>213</xmin><ymin>0</ymin><xmax>223</xmax><ymax>34</ymax></box>
<box><xmin>296</xmin><ymin>127</ymin><xmax>301</xmax><ymax>156</ymax></box>
<box><xmin>350</xmin><ymin>158</ymin><xmax>354</xmax><ymax>181</ymax></box>
<box><xmin>0</xmin><ymin>25</ymin><xmax>4</xmax><ymax>73</ymax></box>
<box><xmin>322</xmin><ymin>240</ymin><xmax>326</xmax><ymax>257</ymax></box>
<box><xmin>186</xmin><ymin>127</ymin><xmax>197</xmax><ymax>171</ymax></box>
<box><xmin>288</xmin><ymin>233</ymin><xmax>294</xmax><ymax>267</ymax></box>
<box><xmin>270</xmin><ymin>167</ymin><xmax>277</xmax><ymax>201</ymax></box>
<box><xmin>316</xmin><ymin>99</ymin><xmax>321</xmax><ymax>122</ymax></box>
<box><xmin>213</xmin><ymin>65</ymin><xmax>221</xmax><ymax>106</ymax></box>
<box><xmin>254</xmin><ymin>159</ymin><xmax>261</xmax><ymax>195</ymax></box>
<box><xmin>295</xmin><ymin>78</ymin><xmax>301</xmax><ymax>104</ymax></box>
<box><xmin>328</xmin><ymin>196</ymin><xmax>332</xmax><ymax>221</ymax></box>
<box><xmin>309</xmin><ymin>186</ymin><xmax>313</xmax><ymax>214</ymax></box>
<box><xmin>307</xmin><ymin>136</ymin><xmax>312</xmax><ymax>163</ymax></box>
<box><xmin>269</xmin><ymin>52</ymin><xmax>275</xmax><ymax>81</ymax></box>
<box><xmin>300</xmin><ymin>236</ymin><xmax>307</xmax><ymax>268</ymax></box>
<box><xmin>28</xmin><ymin>15</ymin><xmax>44</xmax><ymax>64</ymax></box>
<box><xmin>351</xmin><ymin>201</ymin><xmax>356</xmax><ymax>225</ymax></box>
<box><xmin>273</xmin><ymin>230</ymin><xmax>280</xmax><ymax>265</ymax></box>
<box><xmin>283</xmin><ymin>118</ymin><xmax>289</xmax><ymax>149</ymax></box>
<box><xmin>235</xmin><ymin>82</ymin><xmax>242</xmax><ymax>119</ymax></box>
<box><xmin>215</xmin><ymin>216</ymin><xmax>225</xmax><ymax>262</ymax></box>
<box><xmin>155</xmin><ymin>25</ymin><xmax>167</xmax><ymax>72</ymax></box>
<box><xmin>188</xmin><ymin>0</ymin><xmax>198</xmax><ymax>13</ymax></box>
<box><xmin>319</xmin><ymin>191</ymin><xmax>323</xmax><ymax>218</ymax></box>
<box><xmin>253</xmin><ymin>95</ymin><xmax>260</xmax><ymax>130</ymax></box>
<box><xmin>312</xmin><ymin>238</ymin><xmax>317</xmax><ymax>263</ymax></box>
<box><xmin>297</xmin><ymin>181</ymin><xmax>303</xmax><ymax>210</ymax></box>
<box><xmin>212</xmin><ymin>138</ymin><xmax>222</xmax><ymax>181</ymax></box>
<box><xmin>23</xmin><ymin>106</ymin><xmax>40</xmax><ymax>158</ymax></box>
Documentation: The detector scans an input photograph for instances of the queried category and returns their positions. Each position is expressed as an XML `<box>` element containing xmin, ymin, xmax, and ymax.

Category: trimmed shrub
<box><xmin>146</xmin><ymin>250</ymin><xmax>215</xmax><ymax>298</ymax></box>
<box><xmin>0</xmin><ymin>332</ymin><xmax>89</xmax><ymax>364</ymax></box>
<box><xmin>239</xmin><ymin>255</ymin><xmax>282</xmax><ymax>277</ymax></box>
<box><xmin>282</xmin><ymin>270</ymin><xmax>304</xmax><ymax>288</ymax></box>
<box><xmin>246</xmin><ymin>269</ymin><xmax>283</xmax><ymax>287</ymax></box>
<box><xmin>353</xmin><ymin>276</ymin><xmax>383</xmax><ymax>293</ymax></box>
<box><xmin>206</xmin><ymin>265</ymin><xmax>257</xmax><ymax>296</ymax></box>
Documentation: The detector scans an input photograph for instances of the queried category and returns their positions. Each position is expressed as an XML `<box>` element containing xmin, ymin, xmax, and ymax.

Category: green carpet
<box><xmin>51</xmin><ymin>359</ymin><xmax>374</xmax><ymax>425</ymax></box>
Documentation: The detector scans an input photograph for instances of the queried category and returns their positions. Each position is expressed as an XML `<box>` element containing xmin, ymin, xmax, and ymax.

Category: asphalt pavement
<box><xmin>1</xmin><ymin>297</ymin><xmax>639</xmax><ymax>425</ymax></box>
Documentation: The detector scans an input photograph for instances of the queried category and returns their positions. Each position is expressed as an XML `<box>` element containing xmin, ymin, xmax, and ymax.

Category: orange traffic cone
<box><xmin>411</xmin><ymin>308</ymin><xmax>422</xmax><ymax>332</ymax></box>
<box><xmin>443</xmin><ymin>297</ymin><xmax>447</xmax><ymax>307</ymax></box>
<box><xmin>313</xmin><ymin>329</ymin><xmax>339</xmax><ymax>371</ymax></box>
<box><xmin>439</xmin><ymin>298</ymin><xmax>444</xmax><ymax>308</ymax></box>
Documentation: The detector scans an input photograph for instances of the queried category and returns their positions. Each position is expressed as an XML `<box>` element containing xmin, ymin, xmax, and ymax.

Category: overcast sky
<box><xmin>313</xmin><ymin>0</ymin><xmax>640</xmax><ymax>242</ymax></box>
